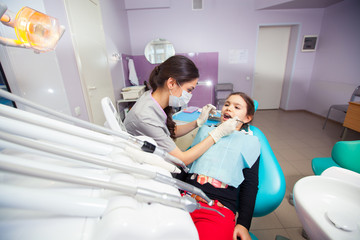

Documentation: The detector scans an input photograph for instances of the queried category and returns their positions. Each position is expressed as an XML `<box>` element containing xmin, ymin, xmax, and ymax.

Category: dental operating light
<box><xmin>0</xmin><ymin>3</ymin><xmax>65</xmax><ymax>53</ymax></box>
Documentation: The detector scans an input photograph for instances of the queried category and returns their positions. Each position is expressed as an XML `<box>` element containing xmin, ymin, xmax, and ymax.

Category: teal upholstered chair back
<box><xmin>250</xmin><ymin>125</ymin><xmax>286</xmax><ymax>217</ymax></box>
<box><xmin>249</xmin><ymin>100</ymin><xmax>286</xmax><ymax>217</ymax></box>
<box><xmin>312</xmin><ymin>140</ymin><xmax>360</xmax><ymax>175</ymax></box>
<box><xmin>332</xmin><ymin>140</ymin><xmax>360</xmax><ymax>174</ymax></box>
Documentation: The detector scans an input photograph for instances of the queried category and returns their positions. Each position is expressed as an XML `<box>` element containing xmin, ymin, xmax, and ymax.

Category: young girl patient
<box><xmin>185</xmin><ymin>92</ymin><xmax>260</xmax><ymax>240</ymax></box>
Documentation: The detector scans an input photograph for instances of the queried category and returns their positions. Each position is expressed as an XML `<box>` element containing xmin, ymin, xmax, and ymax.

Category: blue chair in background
<box><xmin>312</xmin><ymin>140</ymin><xmax>360</xmax><ymax>175</ymax></box>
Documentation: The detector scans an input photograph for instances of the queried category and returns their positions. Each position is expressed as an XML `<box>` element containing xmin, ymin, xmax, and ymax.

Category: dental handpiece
<box><xmin>236</xmin><ymin>119</ymin><xmax>245</xmax><ymax>124</ymax></box>
<box><xmin>0</xmin><ymin>130</ymin><xmax>208</xmax><ymax>205</ymax></box>
<box><xmin>129</xmin><ymin>136</ymin><xmax>189</xmax><ymax>172</ymax></box>
<box><xmin>155</xmin><ymin>173</ymin><xmax>214</xmax><ymax>206</ymax></box>
<box><xmin>198</xmin><ymin>205</ymin><xmax>225</xmax><ymax>217</ymax></box>
<box><xmin>137</xmin><ymin>192</ymin><xmax>223</xmax><ymax>217</ymax></box>
<box><xmin>139</xmin><ymin>138</ymin><xmax>189</xmax><ymax>171</ymax></box>
<box><xmin>0</xmin><ymin>155</ymin><xmax>221</xmax><ymax>217</ymax></box>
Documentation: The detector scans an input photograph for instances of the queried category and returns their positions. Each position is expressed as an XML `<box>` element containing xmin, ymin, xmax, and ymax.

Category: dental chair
<box><xmin>246</xmin><ymin>100</ymin><xmax>286</xmax><ymax>239</ymax></box>
<box><xmin>173</xmin><ymin>99</ymin><xmax>286</xmax><ymax>239</ymax></box>
<box><xmin>312</xmin><ymin>140</ymin><xmax>360</xmax><ymax>175</ymax></box>
<box><xmin>197</xmin><ymin>99</ymin><xmax>285</xmax><ymax>239</ymax></box>
<box><xmin>249</xmin><ymin>125</ymin><xmax>286</xmax><ymax>240</ymax></box>
<box><xmin>247</xmin><ymin>100</ymin><xmax>286</xmax><ymax>238</ymax></box>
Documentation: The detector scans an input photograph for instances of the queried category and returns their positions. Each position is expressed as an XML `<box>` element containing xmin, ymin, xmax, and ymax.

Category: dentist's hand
<box><xmin>209</xmin><ymin>117</ymin><xmax>239</xmax><ymax>143</ymax></box>
<box><xmin>197</xmin><ymin>104</ymin><xmax>217</xmax><ymax>127</ymax></box>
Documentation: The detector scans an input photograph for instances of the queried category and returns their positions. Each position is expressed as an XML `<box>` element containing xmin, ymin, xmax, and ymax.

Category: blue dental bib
<box><xmin>189</xmin><ymin>126</ymin><xmax>260</xmax><ymax>187</ymax></box>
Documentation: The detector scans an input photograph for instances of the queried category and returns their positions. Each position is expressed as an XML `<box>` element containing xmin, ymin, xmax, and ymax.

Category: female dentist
<box><xmin>124</xmin><ymin>55</ymin><xmax>239</xmax><ymax>165</ymax></box>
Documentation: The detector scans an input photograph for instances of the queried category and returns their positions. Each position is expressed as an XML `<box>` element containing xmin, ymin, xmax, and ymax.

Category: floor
<box><xmin>249</xmin><ymin>109</ymin><xmax>360</xmax><ymax>240</ymax></box>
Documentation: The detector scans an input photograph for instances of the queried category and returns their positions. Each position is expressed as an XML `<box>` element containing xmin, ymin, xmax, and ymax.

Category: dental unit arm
<box><xmin>0</xmin><ymin>154</ymin><xmax>222</xmax><ymax>216</ymax></box>
<box><xmin>0</xmin><ymin>89</ymin><xmax>188</xmax><ymax>172</ymax></box>
<box><xmin>0</xmin><ymin>129</ymin><xmax>213</xmax><ymax>205</ymax></box>
<box><xmin>0</xmin><ymin>103</ymin><xmax>179</xmax><ymax>173</ymax></box>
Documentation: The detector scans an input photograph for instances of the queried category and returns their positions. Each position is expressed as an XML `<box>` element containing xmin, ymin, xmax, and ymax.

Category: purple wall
<box><xmin>24</xmin><ymin>0</ymin><xmax>359</xmax><ymax>123</ymax></box>
<box><xmin>46</xmin><ymin>0</ymin><xmax>133</xmax><ymax>120</ymax></box>
<box><xmin>44</xmin><ymin>0</ymin><xmax>89</xmax><ymax>120</ymax></box>
<box><xmin>126</xmin><ymin>0</ymin><xmax>325</xmax><ymax>110</ymax></box>
<box><xmin>122</xmin><ymin>52</ymin><xmax>219</xmax><ymax>107</ymax></box>
<box><xmin>306</xmin><ymin>0</ymin><xmax>360</xmax><ymax>122</ymax></box>
<box><xmin>100</xmin><ymin>0</ymin><xmax>132</xmax><ymax>100</ymax></box>
<box><xmin>188</xmin><ymin>52</ymin><xmax>219</xmax><ymax>107</ymax></box>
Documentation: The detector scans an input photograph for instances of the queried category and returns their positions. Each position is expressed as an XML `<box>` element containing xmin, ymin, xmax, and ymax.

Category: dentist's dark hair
<box><xmin>148</xmin><ymin>55</ymin><xmax>199</xmax><ymax>139</ymax></box>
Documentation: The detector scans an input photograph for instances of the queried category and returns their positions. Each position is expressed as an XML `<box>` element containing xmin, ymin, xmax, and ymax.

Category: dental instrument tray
<box><xmin>183</xmin><ymin>106</ymin><xmax>198</xmax><ymax>113</ymax></box>
<box><xmin>121</xmin><ymin>85</ymin><xmax>146</xmax><ymax>100</ymax></box>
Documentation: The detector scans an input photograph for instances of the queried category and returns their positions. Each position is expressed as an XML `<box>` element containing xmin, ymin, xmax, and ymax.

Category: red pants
<box><xmin>190</xmin><ymin>200</ymin><xmax>235</xmax><ymax>240</ymax></box>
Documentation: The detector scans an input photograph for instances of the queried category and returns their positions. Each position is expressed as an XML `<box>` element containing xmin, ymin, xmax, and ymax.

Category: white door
<box><xmin>64</xmin><ymin>0</ymin><xmax>115</xmax><ymax>125</ymax></box>
<box><xmin>253</xmin><ymin>26</ymin><xmax>291</xmax><ymax>109</ymax></box>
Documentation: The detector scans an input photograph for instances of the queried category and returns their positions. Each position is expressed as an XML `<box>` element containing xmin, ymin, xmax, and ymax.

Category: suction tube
<box><xmin>0</xmin><ymin>89</ymin><xmax>188</xmax><ymax>172</ymax></box>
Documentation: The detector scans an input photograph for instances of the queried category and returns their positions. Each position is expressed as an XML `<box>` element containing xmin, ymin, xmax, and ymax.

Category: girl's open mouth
<box><xmin>222</xmin><ymin>113</ymin><xmax>232</xmax><ymax>120</ymax></box>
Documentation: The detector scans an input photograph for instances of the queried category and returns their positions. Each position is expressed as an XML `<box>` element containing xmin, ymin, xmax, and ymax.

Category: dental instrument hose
<box><xmin>0</xmin><ymin>89</ymin><xmax>188</xmax><ymax>172</ymax></box>
<box><xmin>0</xmin><ymin>130</ymin><xmax>212</xmax><ymax>205</ymax></box>
<box><xmin>0</xmin><ymin>104</ymin><xmax>179</xmax><ymax>173</ymax></box>
<box><xmin>0</xmin><ymin>154</ymin><xmax>221</xmax><ymax>216</ymax></box>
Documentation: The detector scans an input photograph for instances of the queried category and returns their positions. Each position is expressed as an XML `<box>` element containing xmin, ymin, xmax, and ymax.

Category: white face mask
<box><xmin>169</xmin><ymin>83</ymin><xmax>192</xmax><ymax>107</ymax></box>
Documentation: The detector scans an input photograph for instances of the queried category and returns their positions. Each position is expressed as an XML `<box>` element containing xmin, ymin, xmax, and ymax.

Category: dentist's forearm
<box><xmin>174</xmin><ymin>120</ymin><xmax>198</xmax><ymax>137</ymax></box>
<box><xmin>170</xmin><ymin>136</ymin><xmax>215</xmax><ymax>165</ymax></box>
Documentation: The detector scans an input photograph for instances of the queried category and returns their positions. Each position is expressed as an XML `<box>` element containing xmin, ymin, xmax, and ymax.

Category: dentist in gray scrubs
<box><xmin>124</xmin><ymin>55</ymin><xmax>239</xmax><ymax>166</ymax></box>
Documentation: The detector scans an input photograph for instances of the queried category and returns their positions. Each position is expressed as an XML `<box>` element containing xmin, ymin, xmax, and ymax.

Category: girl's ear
<box><xmin>243</xmin><ymin>115</ymin><xmax>253</xmax><ymax>124</ymax></box>
<box><xmin>166</xmin><ymin>77</ymin><xmax>177</xmax><ymax>90</ymax></box>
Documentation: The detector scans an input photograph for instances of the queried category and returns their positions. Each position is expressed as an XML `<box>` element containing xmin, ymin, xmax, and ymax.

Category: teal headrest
<box><xmin>253</xmin><ymin>100</ymin><xmax>258</xmax><ymax>112</ymax></box>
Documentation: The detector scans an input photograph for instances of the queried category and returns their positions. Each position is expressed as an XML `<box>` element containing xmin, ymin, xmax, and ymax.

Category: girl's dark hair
<box><xmin>148</xmin><ymin>55</ymin><xmax>199</xmax><ymax>139</ymax></box>
<box><xmin>227</xmin><ymin>92</ymin><xmax>255</xmax><ymax>130</ymax></box>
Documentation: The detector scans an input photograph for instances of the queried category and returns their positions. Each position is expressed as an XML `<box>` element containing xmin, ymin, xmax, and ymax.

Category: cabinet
<box><xmin>342</xmin><ymin>101</ymin><xmax>360</xmax><ymax>139</ymax></box>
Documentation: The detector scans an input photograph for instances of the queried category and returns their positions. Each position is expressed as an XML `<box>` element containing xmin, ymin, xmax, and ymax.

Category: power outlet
<box><xmin>74</xmin><ymin>106</ymin><xmax>81</xmax><ymax>116</ymax></box>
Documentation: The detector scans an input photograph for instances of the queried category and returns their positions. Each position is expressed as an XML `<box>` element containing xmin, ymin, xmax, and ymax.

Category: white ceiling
<box><xmin>257</xmin><ymin>0</ymin><xmax>344</xmax><ymax>10</ymax></box>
